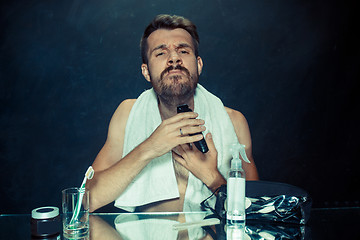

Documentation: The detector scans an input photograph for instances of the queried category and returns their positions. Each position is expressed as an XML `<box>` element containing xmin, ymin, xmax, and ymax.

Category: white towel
<box><xmin>114</xmin><ymin>84</ymin><xmax>239</xmax><ymax>212</ymax></box>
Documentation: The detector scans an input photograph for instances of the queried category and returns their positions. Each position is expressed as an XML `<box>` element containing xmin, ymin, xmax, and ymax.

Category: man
<box><xmin>87</xmin><ymin>14</ymin><xmax>258</xmax><ymax>212</ymax></box>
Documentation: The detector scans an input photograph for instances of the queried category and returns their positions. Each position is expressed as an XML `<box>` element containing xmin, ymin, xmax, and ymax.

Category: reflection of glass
<box><xmin>226</xmin><ymin>223</ymin><xmax>248</xmax><ymax>240</ymax></box>
<box><xmin>64</xmin><ymin>235</ymin><xmax>89</xmax><ymax>240</ymax></box>
<box><xmin>62</xmin><ymin>187</ymin><xmax>89</xmax><ymax>238</ymax></box>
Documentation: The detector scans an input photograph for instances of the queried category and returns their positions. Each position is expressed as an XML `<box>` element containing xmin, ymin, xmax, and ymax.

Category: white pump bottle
<box><xmin>226</xmin><ymin>143</ymin><xmax>250</xmax><ymax>226</ymax></box>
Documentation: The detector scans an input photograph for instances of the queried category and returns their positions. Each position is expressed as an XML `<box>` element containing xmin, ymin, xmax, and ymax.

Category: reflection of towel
<box><xmin>114</xmin><ymin>213</ymin><xmax>207</xmax><ymax>240</ymax></box>
<box><xmin>115</xmin><ymin>217</ymin><xmax>179</xmax><ymax>240</ymax></box>
<box><xmin>114</xmin><ymin>84</ymin><xmax>239</xmax><ymax>212</ymax></box>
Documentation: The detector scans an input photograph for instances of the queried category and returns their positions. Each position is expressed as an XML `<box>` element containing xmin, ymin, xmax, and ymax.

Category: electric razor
<box><xmin>177</xmin><ymin>104</ymin><xmax>209</xmax><ymax>153</ymax></box>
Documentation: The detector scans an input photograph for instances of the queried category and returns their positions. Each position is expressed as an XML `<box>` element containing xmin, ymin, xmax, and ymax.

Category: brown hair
<box><xmin>140</xmin><ymin>14</ymin><xmax>200</xmax><ymax>64</ymax></box>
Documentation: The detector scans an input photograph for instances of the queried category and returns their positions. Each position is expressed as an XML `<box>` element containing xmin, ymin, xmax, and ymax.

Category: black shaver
<box><xmin>177</xmin><ymin>104</ymin><xmax>209</xmax><ymax>153</ymax></box>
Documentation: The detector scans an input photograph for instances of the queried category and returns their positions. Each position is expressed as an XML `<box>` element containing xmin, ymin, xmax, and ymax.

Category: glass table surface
<box><xmin>0</xmin><ymin>207</ymin><xmax>359</xmax><ymax>239</ymax></box>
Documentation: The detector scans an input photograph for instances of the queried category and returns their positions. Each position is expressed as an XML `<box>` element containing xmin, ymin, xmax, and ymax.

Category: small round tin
<box><xmin>31</xmin><ymin>206</ymin><xmax>60</xmax><ymax>239</ymax></box>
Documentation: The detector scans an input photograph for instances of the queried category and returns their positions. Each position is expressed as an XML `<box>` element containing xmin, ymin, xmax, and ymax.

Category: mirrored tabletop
<box><xmin>1</xmin><ymin>207</ymin><xmax>359</xmax><ymax>239</ymax></box>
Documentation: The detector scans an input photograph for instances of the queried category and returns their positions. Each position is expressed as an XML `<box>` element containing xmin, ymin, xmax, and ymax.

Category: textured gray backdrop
<box><xmin>1</xmin><ymin>0</ymin><xmax>358</xmax><ymax>213</ymax></box>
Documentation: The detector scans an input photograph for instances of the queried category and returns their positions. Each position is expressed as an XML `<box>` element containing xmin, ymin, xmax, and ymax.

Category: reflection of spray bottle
<box><xmin>227</xmin><ymin>143</ymin><xmax>250</xmax><ymax>226</ymax></box>
<box><xmin>226</xmin><ymin>222</ymin><xmax>246</xmax><ymax>240</ymax></box>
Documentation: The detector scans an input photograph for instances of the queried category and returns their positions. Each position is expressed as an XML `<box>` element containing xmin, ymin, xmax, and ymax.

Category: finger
<box><xmin>174</xmin><ymin>118</ymin><xmax>205</xmax><ymax>129</ymax></box>
<box><xmin>205</xmin><ymin>133</ymin><xmax>217</xmax><ymax>155</ymax></box>
<box><xmin>178</xmin><ymin>143</ymin><xmax>193</xmax><ymax>153</ymax></box>
<box><xmin>179</xmin><ymin>125</ymin><xmax>206</xmax><ymax>136</ymax></box>
<box><xmin>163</xmin><ymin>118</ymin><xmax>205</xmax><ymax>138</ymax></box>
<box><xmin>178</xmin><ymin>134</ymin><xmax>204</xmax><ymax>145</ymax></box>
<box><xmin>174</xmin><ymin>145</ymin><xmax>185</xmax><ymax>155</ymax></box>
<box><xmin>165</xmin><ymin>112</ymin><xmax>199</xmax><ymax>124</ymax></box>
<box><xmin>172</xmin><ymin>150</ymin><xmax>187</xmax><ymax>166</ymax></box>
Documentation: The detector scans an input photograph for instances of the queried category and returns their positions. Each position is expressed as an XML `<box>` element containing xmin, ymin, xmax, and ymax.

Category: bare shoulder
<box><xmin>224</xmin><ymin>106</ymin><xmax>248</xmax><ymax>127</ymax></box>
<box><xmin>108</xmin><ymin>99</ymin><xmax>136</xmax><ymax>139</ymax></box>
<box><xmin>224</xmin><ymin>106</ymin><xmax>252</xmax><ymax>147</ymax></box>
<box><xmin>92</xmin><ymin>99</ymin><xmax>136</xmax><ymax>171</ymax></box>
<box><xmin>225</xmin><ymin>107</ymin><xmax>258</xmax><ymax>180</ymax></box>
<box><xmin>113</xmin><ymin>99</ymin><xmax>136</xmax><ymax>118</ymax></box>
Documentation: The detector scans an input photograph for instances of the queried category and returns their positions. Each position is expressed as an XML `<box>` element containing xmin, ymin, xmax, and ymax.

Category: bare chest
<box><xmin>173</xmin><ymin>158</ymin><xmax>189</xmax><ymax>180</ymax></box>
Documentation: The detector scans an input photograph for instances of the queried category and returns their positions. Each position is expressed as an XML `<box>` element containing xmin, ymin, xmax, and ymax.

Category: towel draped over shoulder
<box><xmin>115</xmin><ymin>84</ymin><xmax>239</xmax><ymax>212</ymax></box>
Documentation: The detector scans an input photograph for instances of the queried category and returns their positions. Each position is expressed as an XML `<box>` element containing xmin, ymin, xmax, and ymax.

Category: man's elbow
<box><xmin>245</xmin><ymin>165</ymin><xmax>259</xmax><ymax>181</ymax></box>
<box><xmin>86</xmin><ymin>182</ymin><xmax>103</xmax><ymax>213</ymax></box>
<box><xmin>89</xmin><ymin>196</ymin><xmax>101</xmax><ymax>213</ymax></box>
<box><xmin>247</xmin><ymin>175</ymin><xmax>259</xmax><ymax>181</ymax></box>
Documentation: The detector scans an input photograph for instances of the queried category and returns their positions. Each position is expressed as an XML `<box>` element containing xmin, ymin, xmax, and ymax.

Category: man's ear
<box><xmin>141</xmin><ymin>64</ymin><xmax>151</xmax><ymax>82</ymax></box>
<box><xmin>197</xmin><ymin>56</ymin><xmax>203</xmax><ymax>75</ymax></box>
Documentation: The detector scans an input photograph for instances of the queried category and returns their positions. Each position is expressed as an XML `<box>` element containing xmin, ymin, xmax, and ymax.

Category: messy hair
<box><xmin>140</xmin><ymin>14</ymin><xmax>200</xmax><ymax>64</ymax></box>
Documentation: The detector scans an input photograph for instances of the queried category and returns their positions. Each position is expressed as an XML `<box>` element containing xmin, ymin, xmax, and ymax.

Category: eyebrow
<box><xmin>151</xmin><ymin>44</ymin><xmax>167</xmax><ymax>54</ymax></box>
<box><xmin>150</xmin><ymin>43</ymin><xmax>193</xmax><ymax>55</ymax></box>
<box><xmin>177</xmin><ymin>43</ymin><xmax>192</xmax><ymax>49</ymax></box>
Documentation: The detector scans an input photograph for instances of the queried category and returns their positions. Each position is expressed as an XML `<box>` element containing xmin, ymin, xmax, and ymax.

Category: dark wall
<box><xmin>1</xmin><ymin>0</ymin><xmax>358</xmax><ymax>213</ymax></box>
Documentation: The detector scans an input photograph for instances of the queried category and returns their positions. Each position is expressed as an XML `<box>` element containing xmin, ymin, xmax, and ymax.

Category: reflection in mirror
<box><xmin>88</xmin><ymin>213</ymin><xmax>308</xmax><ymax>240</ymax></box>
<box><xmin>114</xmin><ymin>213</ymin><xmax>210</xmax><ymax>239</ymax></box>
<box><xmin>226</xmin><ymin>223</ymin><xmax>248</xmax><ymax>240</ymax></box>
<box><xmin>90</xmin><ymin>215</ymin><xmax>122</xmax><ymax>240</ymax></box>
<box><xmin>89</xmin><ymin>213</ymin><xmax>216</xmax><ymax>240</ymax></box>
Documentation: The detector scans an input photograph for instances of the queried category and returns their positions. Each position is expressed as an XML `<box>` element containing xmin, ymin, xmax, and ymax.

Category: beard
<box><xmin>149</xmin><ymin>65</ymin><xmax>198</xmax><ymax>106</ymax></box>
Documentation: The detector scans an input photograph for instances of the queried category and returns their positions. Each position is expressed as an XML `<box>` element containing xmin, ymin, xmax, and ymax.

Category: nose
<box><xmin>167</xmin><ymin>51</ymin><xmax>182</xmax><ymax>66</ymax></box>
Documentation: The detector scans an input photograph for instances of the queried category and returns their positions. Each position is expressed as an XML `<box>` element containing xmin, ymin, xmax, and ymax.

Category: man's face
<box><xmin>141</xmin><ymin>28</ymin><xmax>203</xmax><ymax>104</ymax></box>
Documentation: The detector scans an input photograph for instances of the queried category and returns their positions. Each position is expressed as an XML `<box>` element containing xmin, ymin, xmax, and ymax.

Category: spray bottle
<box><xmin>227</xmin><ymin>143</ymin><xmax>250</xmax><ymax>226</ymax></box>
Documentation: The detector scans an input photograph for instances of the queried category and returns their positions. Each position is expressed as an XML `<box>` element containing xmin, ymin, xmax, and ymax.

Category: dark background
<box><xmin>1</xmin><ymin>0</ymin><xmax>358</xmax><ymax>214</ymax></box>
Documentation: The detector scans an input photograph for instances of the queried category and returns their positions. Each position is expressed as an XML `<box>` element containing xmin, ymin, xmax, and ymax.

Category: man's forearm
<box><xmin>87</xmin><ymin>142</ymin><xmax>154</xmax><ymax>212</ymax></box>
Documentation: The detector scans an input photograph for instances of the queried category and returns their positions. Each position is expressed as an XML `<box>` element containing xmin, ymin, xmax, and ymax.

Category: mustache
<box><xmin>160</xmin><ymin>65</ymin><xmax>191</xmax><ymax>80</ymax></box>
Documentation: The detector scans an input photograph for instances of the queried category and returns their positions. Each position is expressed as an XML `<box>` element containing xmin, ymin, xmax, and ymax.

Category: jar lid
<box><xmin>31</xmin><ymin>206</ymin><xmax>59</xmax><ymax>219</ymax></box>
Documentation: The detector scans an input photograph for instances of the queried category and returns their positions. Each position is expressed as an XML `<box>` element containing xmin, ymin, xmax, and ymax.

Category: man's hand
<box><xmin>172</xmin><ymin>132</ymin><xmax>226</xmax><ymax>192</ymax></box>
<box><xmin>141</xmin><ymin>112</ymin><xmax>206</xmax><ymax>160</ymax></box>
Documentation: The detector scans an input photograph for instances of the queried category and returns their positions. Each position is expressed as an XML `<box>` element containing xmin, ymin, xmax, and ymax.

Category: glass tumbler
<box><xmin>62</xmin><ymin>187</ymin><xmax>89</xmax><ymax>238</ymax></box>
